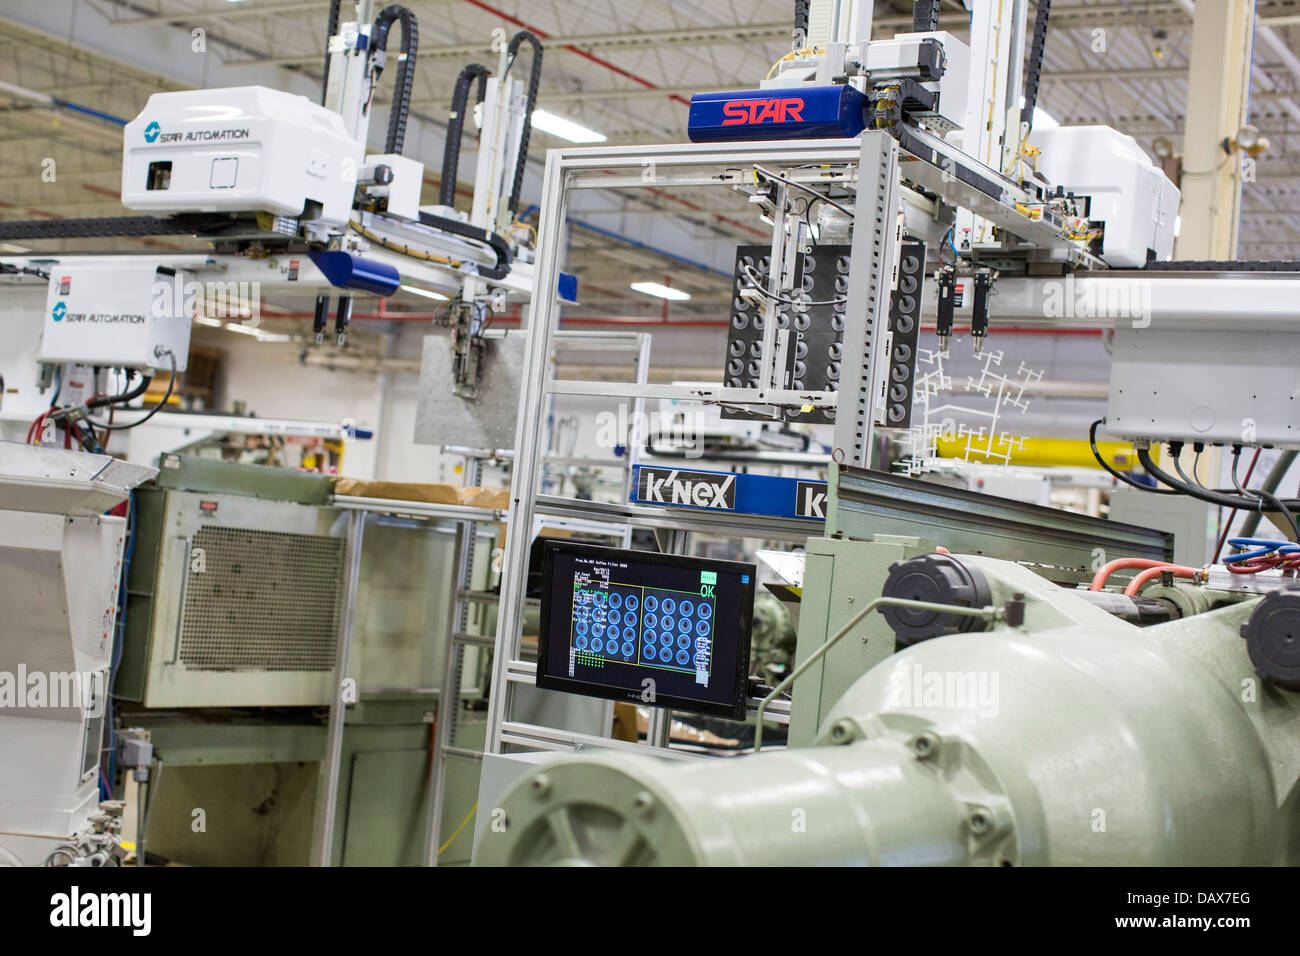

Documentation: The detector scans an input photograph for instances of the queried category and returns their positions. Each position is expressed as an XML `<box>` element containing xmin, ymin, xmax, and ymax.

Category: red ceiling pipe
<box><xmin>461</xmin><ymin>0</ymin><xmax>692</xmax><ymax>106</ymax></box>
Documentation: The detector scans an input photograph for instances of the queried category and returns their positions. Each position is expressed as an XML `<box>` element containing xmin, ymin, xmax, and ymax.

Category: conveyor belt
<box><xmin>1143</xmin><ymin>259</ymin><xmax>1300</xmax><ymax>273</ymax></box>
<box><xmin>0</xmin><ymin>215</ymin><xmax>213</xmax><ymax>241</ymax></box>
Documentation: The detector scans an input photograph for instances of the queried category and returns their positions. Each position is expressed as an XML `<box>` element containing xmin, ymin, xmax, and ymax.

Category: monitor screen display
<box><xmin>537</xmin><ymin>541</ymin><xmax>755</xmax><ymax>720</ymax></box>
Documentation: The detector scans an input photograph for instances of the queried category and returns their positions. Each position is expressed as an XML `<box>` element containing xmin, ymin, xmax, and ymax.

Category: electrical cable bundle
<box><xmin>738</xmin><ymin>261</ymin><xmax>846</xmax><ymax>308</ymax></box>
<box><xmin>1089</xmin><ymin>419</ymin><xmax>1300</xmax><ymax>542</ymax></box>
<box><xmin>1088</xmin><ymin>419</ymin><xmax>1177</xmax><ymax>495</ymax></box>
<box><xmin>749</xmin><ymin>163</ymin><xmax>854</xmax><ymax>254</ymax></box>
<box><xmin>28</xmin><ymin>350</ymin><xmax>178</xmax><ymax>454</ymax></box>
<box><xmin>502</xmin><ymin>31</ymin><xmax>543</xmax><ymax>216</ymax></box>
<box><xmin>1221</xmin><ymin>538</ymin><xmax>1300</xmax><ymax>575</ymax></box>
<box><xmin>440</xmin><ymin>63</ymin><xmax>492</xmax><ymax>209</ymax></box>
<box><xmin>370</xmin><ymin>5</ymin><xmax>419</xmax><ymax>156</ymax></box>
<box><xmin>1137</xmin><ymin>443</ymin><xmax>1300</xmax><ymax>542</ymax></box>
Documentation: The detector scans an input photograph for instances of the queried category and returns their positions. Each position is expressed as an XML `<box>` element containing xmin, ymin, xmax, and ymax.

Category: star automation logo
<box><xmin>144</xmin><ymin>121</ymin><xmax>161</xmax><ymax>143</ymax></box>
<box><xmin>51</xmin><ymin>302</ymin><xmax>67</xmax><ymax>322</ymax></box>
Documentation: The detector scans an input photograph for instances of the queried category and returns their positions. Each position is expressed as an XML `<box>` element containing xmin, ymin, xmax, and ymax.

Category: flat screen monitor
<box><xmin>537</xmin><ymin>541</ymin><xmax>755</xmax><ymax>720</ymax></box>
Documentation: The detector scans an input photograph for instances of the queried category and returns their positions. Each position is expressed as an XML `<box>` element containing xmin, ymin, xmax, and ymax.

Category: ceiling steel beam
<box><xmin>233</xmin><ymin>21</ymin><xmax>796</xmax><ymax>67</ymax></box>
<box><xmin>108</xmin><ymin>0</ymin><xmax>331</xmax><ymax>27</ymax></box>
<box><xmin>206</xmin><ymin>12</ymin><xmax>943</xmax><ymax>69</ymax></box>
<box><xmin>409</xmin><ymin>22</ymin><xmax>796</xmax><ymax>59</ymax></box>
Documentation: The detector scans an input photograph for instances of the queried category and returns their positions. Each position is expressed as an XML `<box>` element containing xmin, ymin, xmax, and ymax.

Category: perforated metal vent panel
<box><xmin>179</xmin><ymin>526</ymin><xmax>343</xmax><ymax>671</ymax></box>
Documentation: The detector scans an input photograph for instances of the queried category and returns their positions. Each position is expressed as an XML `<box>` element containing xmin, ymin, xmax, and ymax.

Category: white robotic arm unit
<box><xmin>121</xmin><ymin>86</ymin><xmax>363</xmax><ymax>232</ymax></box>
<box><xmin>1029</xmin><ymin>125</ymin><xmax>1180</xmax><ymax>267</ymax></box>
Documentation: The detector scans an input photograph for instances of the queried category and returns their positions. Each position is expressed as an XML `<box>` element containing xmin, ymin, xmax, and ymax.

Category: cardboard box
<box><xmin>334</xmin><ymin>479</ymin><xmax>510</xmax><ymax>512</ymax></box>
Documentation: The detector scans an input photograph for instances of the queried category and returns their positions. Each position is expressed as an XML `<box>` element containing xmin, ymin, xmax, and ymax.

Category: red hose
<box><xmin>1226</xmin><ymin>554</ymin><xmax>1300</xmax><ymax>574</ymax></box>
<box><xmin>1089</xmin><ymin>558</ymin><xmax>1169</xmax><ymax>591</ymax></box>
<box><xmin>1123</xmin><ymin>564</ymin><xmax>1201</xmax><ymax>596</ymax></box>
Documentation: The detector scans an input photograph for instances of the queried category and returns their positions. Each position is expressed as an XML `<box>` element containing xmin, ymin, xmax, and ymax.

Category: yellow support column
<box><xmin>1176</xmin><ymin>0</ymin><xmax>1255</xmax><ymax>260</ymax></box>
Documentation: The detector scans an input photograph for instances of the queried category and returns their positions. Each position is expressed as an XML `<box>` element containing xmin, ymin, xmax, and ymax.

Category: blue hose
<box><xmin>1222</xmin><ymin>537</ymin><xmax>1300</xmax><ymax>564</ymax></box>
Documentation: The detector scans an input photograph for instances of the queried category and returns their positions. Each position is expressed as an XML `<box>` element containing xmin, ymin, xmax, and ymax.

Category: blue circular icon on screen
<box><xmin>658</xmin><ymin>647</ymin><xmax>672</xmax><ymax>663</ymax></box>
<box><xmin>698</xmin><ymin>602</ymin><xmax>712</xmax><ymax>620</ymax></box>
<box><xmin>658</xmin><ymin>631</ymin><xmax>671</xmax><ymax>646</ymax></box>
<box><xmin>608</xmin><ymin>609</ymin><xmax>621</xmax><ymax>626</ymax></box>
<box><xmin>661</xmin><ymin>597</ymin><xmax>676</xmax><ymax>615</ymax></box>
<box><xmin>621</xmin><ymin>641</ymin><xmax>634</xmax><ymax>658</ymax></box>
<box><xmin>590</xmin><ymin>638</ymin><xmax>604</xmax><ymax>654</ymax></box>
<box><xmin>625</xmin><ymin>594</ymin><xmax>638</xmax><ymax>611</ymax></box>
<box><xmin>611</xmin><ymin>592</ymin><xmax>624</xmax><ymax>609</ymax></box>
<box><xmin>594</xmin><ymin>591</ymin><xmax>605</xmax><ymax>604</ymax></box>
<box><xmin>696</xmin><ymin>619</ymin><xmax>709</xmax><ymax>637</ymax></box>
<box><xmin>676</xmin><ymin>649</ymin><xmax>690</xmax><ymax>666</ymax></box>
<box><xmin>593</xmin><ymin>607</ymin><xmax>606</xmax><ymax>623</ymax></box>
<box><xmin>677</xmin><ymin>634</ymin><xmax>691</xmax><ymax>650</ymax></box>
<box><xmin>592</xmin><ymin>622</ymin><xmax>605</xmax><ymax>638</ymax></box>
<box><xmin>677</xmin><ymin>617</ymin><xmax>691</xmax><ymax>634</ymax></box>
<box><xmin>644</xmin><ymin>612</ymin><xmax>657</xmax><ymax>630</ymax></box>
<box><xmin>679</xmin><ymin>600</ymin><xmax>694</xmax><ymax>617</ymax></box>
<box><xmin>623</xmin><ymin>626</ymin><xmax>636</xmax><ymax>643</ymax></box>
<box><xmin>622</xmin><ymin>612</ymin><xmax>637</xmax><ymax>629</ymax></box>
<box><xmin>644</xmin><ymin>595</ymin><xmax>658</xmax><ymax>612</ymax></box>
<box><xmin>575</xmin><ymin>620</ymin><xmax>589</xmax><ymax>636</ymax></box>
<box><xmin>660</xmin><ymin>615</ymin><xmax>675</xmax><ymax>633</ymax></box>
<box><xmin>696</xmin><ymin>637</ymin><xmax>709</xmax><ymax>651</ymax></box>
<box><xmin>575</xmin><ymin>635</ymin><xmax>588</xmax><ymax>650</ymax></box>
<box><xmin>642</xmin><ymin>644</ymin><xmax>656</xmax><ymax>660</ymax></box>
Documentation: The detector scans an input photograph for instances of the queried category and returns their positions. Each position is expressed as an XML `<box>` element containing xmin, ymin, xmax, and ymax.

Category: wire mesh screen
<box><xmin>179</xmin><ymin>526</ymin><xmax>344</xmax><ymax>671</ymax></box>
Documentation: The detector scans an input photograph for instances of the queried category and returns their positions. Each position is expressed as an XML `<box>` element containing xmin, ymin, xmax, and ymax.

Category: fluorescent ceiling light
<box><xmin>631</xmin><ymin>281</ymin><xmax>690</xmax><ymax>302</ymax></box>
<box><xmin>400</xmin><ymin>283</ymin><xmax>450</xmax><ymax>301</ymax></box>
<box><xmin>194</xmin><ymin>316</ymin><xmax>223</xmax><ymax>327</ymax></box>
<box><xmin>530</xmin><ymin>109</ymin><xmax>606</xmax><ymax>143</ymax></box>
<box><xmin>225</xmin><ymin>322</ymin><xmax>260</xmax><ymax>336</ymax></box>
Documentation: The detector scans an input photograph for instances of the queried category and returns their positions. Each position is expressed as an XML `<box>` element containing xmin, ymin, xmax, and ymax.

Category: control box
<box><xmin>121</xmin><ymin>86</ymin><xmax>363</xmax><ymax>228</ymax></box>
<box><xmin>39</xmin><ymin>262</ymin><xmax>192</xmax><ymax>372</ymax></box>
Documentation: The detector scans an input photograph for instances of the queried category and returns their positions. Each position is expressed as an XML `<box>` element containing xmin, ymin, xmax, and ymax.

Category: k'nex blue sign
<box><xmin>631</xmin><ymin>465</ymin><xmax>827</xmax><ymax>520</ymax></box>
